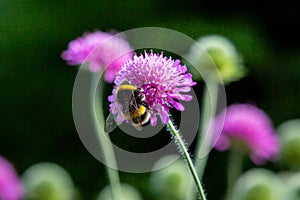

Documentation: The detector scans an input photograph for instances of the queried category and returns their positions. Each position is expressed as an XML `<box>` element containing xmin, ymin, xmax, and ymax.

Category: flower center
<box><xmin>142</xmin><ymin>83</ymin><xmax>160</xmax><ymax>107</ymax></box>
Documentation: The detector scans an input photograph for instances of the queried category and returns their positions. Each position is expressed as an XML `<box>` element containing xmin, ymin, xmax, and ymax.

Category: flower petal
<box><xmin>150</xmin><ymin>112</ymin><xmax>157</xmax><ymax>126</ymax></box>
<box><xmin>169</xmin><ymin>99</ymin><xmax>184</xmax><ymax>111</ymax></box>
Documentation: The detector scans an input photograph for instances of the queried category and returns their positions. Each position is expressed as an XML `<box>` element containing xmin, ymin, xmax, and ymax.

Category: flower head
<box><xmin>187</xmin><ymin>35</ymin><xmax>246</xmax><ymax>84</ymax></box>
<box><xmin>0</xmin><ymin>156</ymin><xmax>24</xmax><ymax>200</ymax></box>
<box><xmin>108</xmin><ymin>51</ymin><xmax>196</xmax><ymax>126</ymax></box>
<box><xmin>61</xmin><ymin>30</ymin><xmax>133</xmax><ymax>82</ymax></box>
<box><xmin>213</xmin><ymin>104</ymin><xmax>280</xmax><ymax>165</ymax></box>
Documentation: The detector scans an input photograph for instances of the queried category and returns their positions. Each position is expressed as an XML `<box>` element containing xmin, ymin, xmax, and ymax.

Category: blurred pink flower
<box><xmin>213</xmin><ymin>104</ymin><xmax>280</xmax><ymax>165</ymax></box>
<box><xmin>109</xmin><ymin>51</ymin><xmax>196</xmax><ymax>126</ymax></box>
<box><xmin>61</xmin><ymin>30</ymin><xmax>133</xmax><ymax>83</ymax></box>
<box><xmin>0</xmin><ymin>156</ymin><xmax>24</xmax><ymax>200</ymax></box>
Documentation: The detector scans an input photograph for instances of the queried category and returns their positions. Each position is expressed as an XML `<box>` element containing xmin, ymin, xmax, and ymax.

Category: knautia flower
<box><xmin>61</xmin><ymin>30</ymin><xmax>133</xmax><ymax>82</ymax></box>
<box><xmin>0</xmin><ymin>156</ymin><xmax>24</xmax><ymax>200</ymax></box>
<box><xmin>186</xmin><ymin>35</ymin><xmax>246</xmax><ymax>84</ymax></box>
<box><xmin>108</xmin><ymin>51</ymin><xmax>196</xmax><ymax>126</ymax></box>
<box><xmin>213</xmin><ymin>104</ymin><xmax>280</xmax><ymax>165</ymax></box>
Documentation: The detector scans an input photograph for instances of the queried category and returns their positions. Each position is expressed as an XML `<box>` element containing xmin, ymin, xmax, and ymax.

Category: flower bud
<box><xmin>231</xmin><ymin>168</ymin><xmax>284</xmax><ymax>200</ymax></box>
<box><xmin>149</xmin><ymin>155</ymin><xmax>192</xmax><ymax>200</ymax></box>
<box><xmin>97</xmin><ymin>183</ymin><xmax>142</xmax><ymax>200</ymax></box>
<box><xmin>186</xmin><ymin>35</ymin><xmax>246</xmax><ymax>84</ymax></box>
<box><xmin>284</xmin><ymin>172</ymin><xmax>300</xmax><ymax>200</ymax></box>
<box><xmin>277</xmin><ymin>119</ymin><xmax>300</xmax><ymax>170</ymax></box>
<box><xmin>22</xmin><ymin>162</ymin><xmax>75</xmax><ymax>200</ymax></box>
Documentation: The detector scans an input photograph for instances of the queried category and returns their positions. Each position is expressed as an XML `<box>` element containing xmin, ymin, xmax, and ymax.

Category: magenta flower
<box><xmin>108</xmin><ymin>51</ymin><xmax>196</xmax><ymax>126</ymax></box>
<box><xmin>61</xmin><ymin>30</ymin><xmax>133</xmax><ymax>83</ymax></box>
<box><xmin>213</xmin><ymin>104</ymin><xmax>280</xmax><ymax>165</ymax></box>
<box><xmin>0</xmin><ymin>156</ymin><xmax>24</xmax><ymax>200</ymax></box>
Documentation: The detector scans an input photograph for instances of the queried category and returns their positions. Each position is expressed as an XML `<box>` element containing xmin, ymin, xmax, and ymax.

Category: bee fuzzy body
<box><xmin>104</xmin><ymin>80</ymin><xmax>151</xmax><ymax>133</ymax></box>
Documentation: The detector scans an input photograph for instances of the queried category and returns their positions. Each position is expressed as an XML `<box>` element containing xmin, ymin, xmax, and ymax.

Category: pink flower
<box><xmin>108</xmin><ymin>51</ymin><xmax>196</xmax><ymax>126</ymax></box>
<box><xmin>61</xmin><ymin>31</ymin><xmax>133</xmax><ymax>83</ymax></box>
<box><xmin>0</xmin><ymin>156</ymin><xmax>24</xmax><ymax>200</ymax></box>
<box><xmin>213</xmin><ymin>104</ymin><xmax>280</xmax><ymax>165</ymax></box>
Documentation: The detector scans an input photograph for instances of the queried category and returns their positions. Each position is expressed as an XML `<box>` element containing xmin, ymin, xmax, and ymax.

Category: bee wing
<box><xmin>104</xmin><ymin>112</ymin><xmax>118</xmax><ymax>134</ymax></box>
<box><xmin>104</xmin><ymin>101</ymin><xmax>125</xmax><ymax>134</ymax></box>
<box><xmin>116</xmin><ymin>89</ymin><xmax>132</xmax><ymax>117</ymax></box>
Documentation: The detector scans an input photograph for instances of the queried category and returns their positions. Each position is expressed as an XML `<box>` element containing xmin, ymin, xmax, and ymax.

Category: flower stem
<box><xmin>226</xmin><ymin>150</ymin><xmax>243</xmax><ymax>199</ymax></box>
<box><xmin>167</xmin><ymin>119</ymin><xmax>207</xmax><ymax>200</ymax></box>
<box><xmin>186</xmin><ymin>81</ymin><xmax>219</xmax><ymax>200</ymax></box>
<box><xmin>91</xmin><ymin>72</ymin><xmax>123</xmax><ymax>200</ymax></box>
<box><xmin>195</xmin><ymin>82</ymin><xmax>219</xmax><ymax>176</ymax></box>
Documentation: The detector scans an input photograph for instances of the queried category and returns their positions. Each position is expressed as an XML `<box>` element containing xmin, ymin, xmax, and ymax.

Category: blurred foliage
<box><xmin>1</xmin><ymin>0</ymin><xmax>299</xmax><ymax>199</ymax></box>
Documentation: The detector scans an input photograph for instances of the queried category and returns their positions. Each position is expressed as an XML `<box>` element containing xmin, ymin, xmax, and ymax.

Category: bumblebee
<box><xmin>104</xmin><ymin>80</ymin><xmax>151</xmax><ymax>133</ymax></box>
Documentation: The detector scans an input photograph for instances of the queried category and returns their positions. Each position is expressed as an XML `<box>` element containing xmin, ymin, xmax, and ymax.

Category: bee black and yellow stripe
<box><xmin>116</xmin><ymin>84</ymin><xmax>137</xmax><ymax>94</ymax></box>
<box><xmin>114</xmin><ymin>81</ymin><xmax>151</xmax><ymax>128</ymax></box>
<box><xmin>130</xmin><ymin>105</ymin><xmax>147</xmax><ymax>118</ymax></box>
<box><xmin>116</xmin><ymin>84</ymin><xmax>137</xmax><ymax>113</ymax></box>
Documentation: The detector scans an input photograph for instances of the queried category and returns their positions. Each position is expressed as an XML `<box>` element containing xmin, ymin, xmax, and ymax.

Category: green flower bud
<box><xmin>22</xmin><ymin>162</ymin><xmax>75</xmax><ymax>200</ymax></box>
<box><xmin>186</xmin><ymin>35</ymin><xmax>246</xmax><ymax>84</ymax></box>
<box><xmin>149</xmin><ymin>155</ymin><xmax>192</xmax><ymax>200</ymax></box>
<box><xmin>231</xmin><ymin>168</ymin><xmax>284</xmax><ymax>200</ymax></box>
<box><xmin>277</xmin><ymin>119</ymin><xmax>300</xmax><ymax>170</ymax></box>
<box><xmin>285</xmin><ymin>172</ymin><xmax>300</xmax><ymax>200</ymax></box>
<box><xmin>97</xmin><ymin>183</ymin><xmax>142</xmax><ymax>200</ymax></box>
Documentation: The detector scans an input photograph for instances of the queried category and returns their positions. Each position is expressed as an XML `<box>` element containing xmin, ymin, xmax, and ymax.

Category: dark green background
<box><xmin>1</xmin><ymin>0</ymin><xmax>299</xmax><ymax>199</ymax></box>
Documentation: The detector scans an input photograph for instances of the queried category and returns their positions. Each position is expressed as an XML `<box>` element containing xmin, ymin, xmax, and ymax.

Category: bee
<box><xmin>104</xmin><ymin>80</ymin><xmax>151</xmax><ymax>133</ymax></box>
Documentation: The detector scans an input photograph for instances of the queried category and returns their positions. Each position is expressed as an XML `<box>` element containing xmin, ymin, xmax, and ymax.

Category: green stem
<box><xmin>90</xmin><ymin>73</ymin><xmax>123</xmax><ymax>200</ymax></box>
<box><xmin>186</xmin><ymin>81</ymin><xmax>219</xmax><ymax>200</ymax></box>
<box><xmin>226</xmin><ymin>150</ymin><xmax>243</xmax><ymax>199</ymax></box>
<box><xmin>167</xmin><ymin>119</ymin><xmax>207</xmax><ymax>200</ymax></box>
<box><xmin>195</xmin><ymin>82</ymin><xmax>219</xmax><ymax>176</ymax></box>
